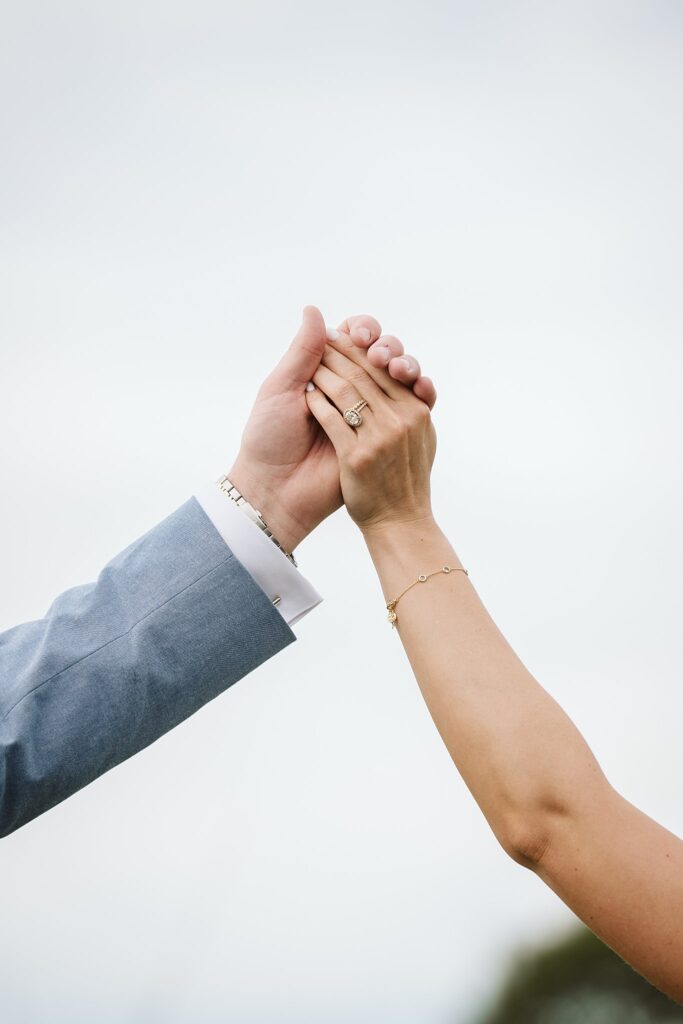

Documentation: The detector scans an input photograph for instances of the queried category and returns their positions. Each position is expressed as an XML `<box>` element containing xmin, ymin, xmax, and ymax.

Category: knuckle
<box><xmin>346</xmin><ymin>366</ymin><xmax>370</xmax><ymax>388</ymax></box>
<box><xmin>384</xmin><ymin>411</ymin><xmax>406</xmax><ymax>437</ymax></box>
<box><xmin>411</xmin><ymin>400</ymin><xmax>431</xmax><ymax>423</ymax></box>
<box><xmin>348</xmin><ymin>446</ymin><xmax>374</xmax><ymax>473</ymax></box>
<box><xmin>347</xmin><ymin>449</ymin><xmax>363</xmax><ymax>472</ymax></box>
<box><xmin>341</xmin><ymin>382</ymin><xmax>360</xmax><ymax>406</ymax></box>
<box><xmin>374</xmin><ymin>441</ymin><xmax>393</xmax><ymax>462</ymax></box>
<box><xmin>395</xmin><ymin>414</ymin><xmax>412</xmax><ymax>436</ymax></box>
<box><xmin>326</xmin><ymin>378</ymin><xmax>353</xmax><ymax>404</ymax></box>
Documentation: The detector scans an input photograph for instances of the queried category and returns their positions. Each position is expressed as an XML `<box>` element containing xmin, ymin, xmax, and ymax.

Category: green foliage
<box><xmin>478</xmin><ymin>927</ymin><xmax>683</xmax><ymax>1024</ymax></box>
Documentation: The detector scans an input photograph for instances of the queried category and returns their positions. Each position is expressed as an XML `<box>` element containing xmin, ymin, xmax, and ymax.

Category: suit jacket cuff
<box><xmin>194</xmin><ymin>483</ymin><xmax>322</xmax><ymax>628</ymax></box>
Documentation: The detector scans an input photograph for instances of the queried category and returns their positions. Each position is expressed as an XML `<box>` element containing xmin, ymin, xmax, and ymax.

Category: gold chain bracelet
<box><xmin>386</xmin><ymin>565</ymin><xmax>469</xmax><ymax>627</ymax></box>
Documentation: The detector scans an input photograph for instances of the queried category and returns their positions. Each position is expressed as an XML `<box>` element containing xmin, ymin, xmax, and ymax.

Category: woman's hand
<box><xmin>229</xmin><ymin>308</ymin><xmax>435</xmax><ymax>554</ymax></box>
<box><xmin>304</xmin><ymin>335</ymin><xmax>437</xmax><ymax>534</ymax></box>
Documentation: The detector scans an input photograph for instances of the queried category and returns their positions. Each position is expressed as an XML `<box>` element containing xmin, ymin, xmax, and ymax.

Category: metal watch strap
<box><xmin>216</xmin><ymin>475</ymin><xmax>298</xmax><ymax>568</ymax></box>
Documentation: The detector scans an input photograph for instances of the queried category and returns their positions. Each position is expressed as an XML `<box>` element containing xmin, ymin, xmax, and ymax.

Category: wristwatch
<box><xmin>216</xmin><ymin>475</ymin><xmax>298</xmax><ymax>568</ymax></box>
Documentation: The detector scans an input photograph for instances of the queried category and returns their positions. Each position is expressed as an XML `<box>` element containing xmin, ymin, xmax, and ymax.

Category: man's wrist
<box><xmin>226</xmin><ymin>460</ymin><xmax>308</xmax><ymax>556</ymax></box>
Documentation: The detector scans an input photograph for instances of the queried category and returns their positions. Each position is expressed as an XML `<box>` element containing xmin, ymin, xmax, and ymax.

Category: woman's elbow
<box><xmin>501</xmin><ymin>821</ymin><xmax>554</xmax><ymax>869</ymax></box>
<box><xmin>495</xmin><ymin>796</ymin><xmax>572</xmax><ymax>870</ymax></box>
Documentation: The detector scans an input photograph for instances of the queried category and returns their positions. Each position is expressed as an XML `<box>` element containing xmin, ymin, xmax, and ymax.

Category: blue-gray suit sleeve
<box><xmin>0</xmin><ymin>498</ymin><xmax>296</xmax><ymax>837</ymax></box>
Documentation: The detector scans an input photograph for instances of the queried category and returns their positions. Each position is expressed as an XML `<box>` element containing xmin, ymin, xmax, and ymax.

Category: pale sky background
<box><xmin>1</xmin><ymin>1</ymin><xmax>683</xmax><ymax>1021</ymax></box>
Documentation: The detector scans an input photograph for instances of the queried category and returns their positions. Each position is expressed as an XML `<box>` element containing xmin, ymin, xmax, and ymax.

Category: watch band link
<box><xmin>216</xmin><ymin>475</ymin><xmax>298</xmax><ymax>568</ymax></box>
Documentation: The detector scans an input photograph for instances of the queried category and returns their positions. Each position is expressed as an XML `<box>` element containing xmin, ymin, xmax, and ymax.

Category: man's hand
<box><xmin>228</xmin><ymin>306</ymin><xmax>436</xmax><ymax>554</ymax></box>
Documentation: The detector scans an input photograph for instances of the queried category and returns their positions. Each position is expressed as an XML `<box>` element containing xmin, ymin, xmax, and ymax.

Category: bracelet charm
<box><xmin>386</xmin><ymin>565</ymin><xmax>468</xmax><ymax>628</ymax></box>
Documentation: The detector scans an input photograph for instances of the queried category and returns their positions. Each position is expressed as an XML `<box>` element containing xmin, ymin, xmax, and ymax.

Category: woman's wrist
<box><xmin>361</xmin><ymin>513</ymin><xmax>444</xmax><ymax>553</ymax></box>
<box><xmin>361</xmin><ymin>515</ymin><xmax>465</xmax><ymax>597</ymax></box>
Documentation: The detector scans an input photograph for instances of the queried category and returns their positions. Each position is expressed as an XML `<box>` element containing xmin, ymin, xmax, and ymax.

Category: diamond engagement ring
<box><xmin>343</xmin><ymin>399</ymin><xmax>368</xmax><ymax>427</ymax></box>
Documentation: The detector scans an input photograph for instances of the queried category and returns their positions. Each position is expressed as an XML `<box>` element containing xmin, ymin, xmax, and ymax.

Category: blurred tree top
<box><xmin>478</xmin><ymin>926</ymin><xmax>683</xmax><ymax>1024</ymax></box>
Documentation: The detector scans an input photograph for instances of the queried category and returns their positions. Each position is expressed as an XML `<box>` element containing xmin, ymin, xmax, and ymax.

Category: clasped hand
<box><xmin>229</xmin><ymin>306</ymin><xmax>437</xmax><ymax>552</ymax></box>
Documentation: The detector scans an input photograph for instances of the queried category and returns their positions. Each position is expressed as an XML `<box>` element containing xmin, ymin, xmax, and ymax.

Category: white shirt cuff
<box><xmin>194</xmin><ymin>483</ymin><xmax>323</xmax><ymax>628</ymax></box>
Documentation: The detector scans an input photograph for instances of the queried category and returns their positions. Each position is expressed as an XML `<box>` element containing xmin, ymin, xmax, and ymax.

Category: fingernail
<box><xmin>376</xmin><ymin>345</ymin><xmax>391</xmax><ymax>365</ymax></box>
<box><xmin>401</xmin><ymin>358</ymin><xmax>413</xmax><ymax>371</ymax></box>
<box><xmin>326</xmin><ymin>327</ymin><xmax>340</xmax><ymax>341</ymax></box>
<box><xmin>305</xmin><ymin>381</ymin><xmax>315</xmax><ymax>392</ymax></box>
<box><xmin>357</xmin><ymin>327</ymin><xmax>371</xmax><ymax>342</ymax></box>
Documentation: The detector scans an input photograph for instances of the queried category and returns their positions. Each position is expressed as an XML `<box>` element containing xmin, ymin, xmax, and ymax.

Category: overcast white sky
<box><xmin>1</xmin><ymin>1</ymin><xmax>683</xmax><ymax>1021</ymax></box>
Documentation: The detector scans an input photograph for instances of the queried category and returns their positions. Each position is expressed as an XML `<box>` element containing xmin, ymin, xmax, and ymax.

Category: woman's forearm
<box><xmin>306</xmin><ymin>338</ymin><xmax>683</xmax><ymax>1000</ymax></box>
<box><xmin>362</xmin><ymin>516</ymin><xmax>610</xmax><ymax>863</ymax></box>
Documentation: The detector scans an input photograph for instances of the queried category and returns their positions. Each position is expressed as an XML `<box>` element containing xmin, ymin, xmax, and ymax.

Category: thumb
<box><xmin>276</xmin><ymin>305</ymin><xmax>327</xmax><ymax>387</ymax></box>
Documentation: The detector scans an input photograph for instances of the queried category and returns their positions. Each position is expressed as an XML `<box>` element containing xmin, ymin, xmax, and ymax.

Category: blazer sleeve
<box><xmin>0</xmin><ymin>497</ymin><xmax>296</xmax><ymax>837</ymax></box>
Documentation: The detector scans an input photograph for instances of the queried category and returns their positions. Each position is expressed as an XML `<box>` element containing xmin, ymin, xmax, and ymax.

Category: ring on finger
<box><xmin>343</xmin><ymin>399</ymin><xmax>368</xmax><ymax>428</ymax></box>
